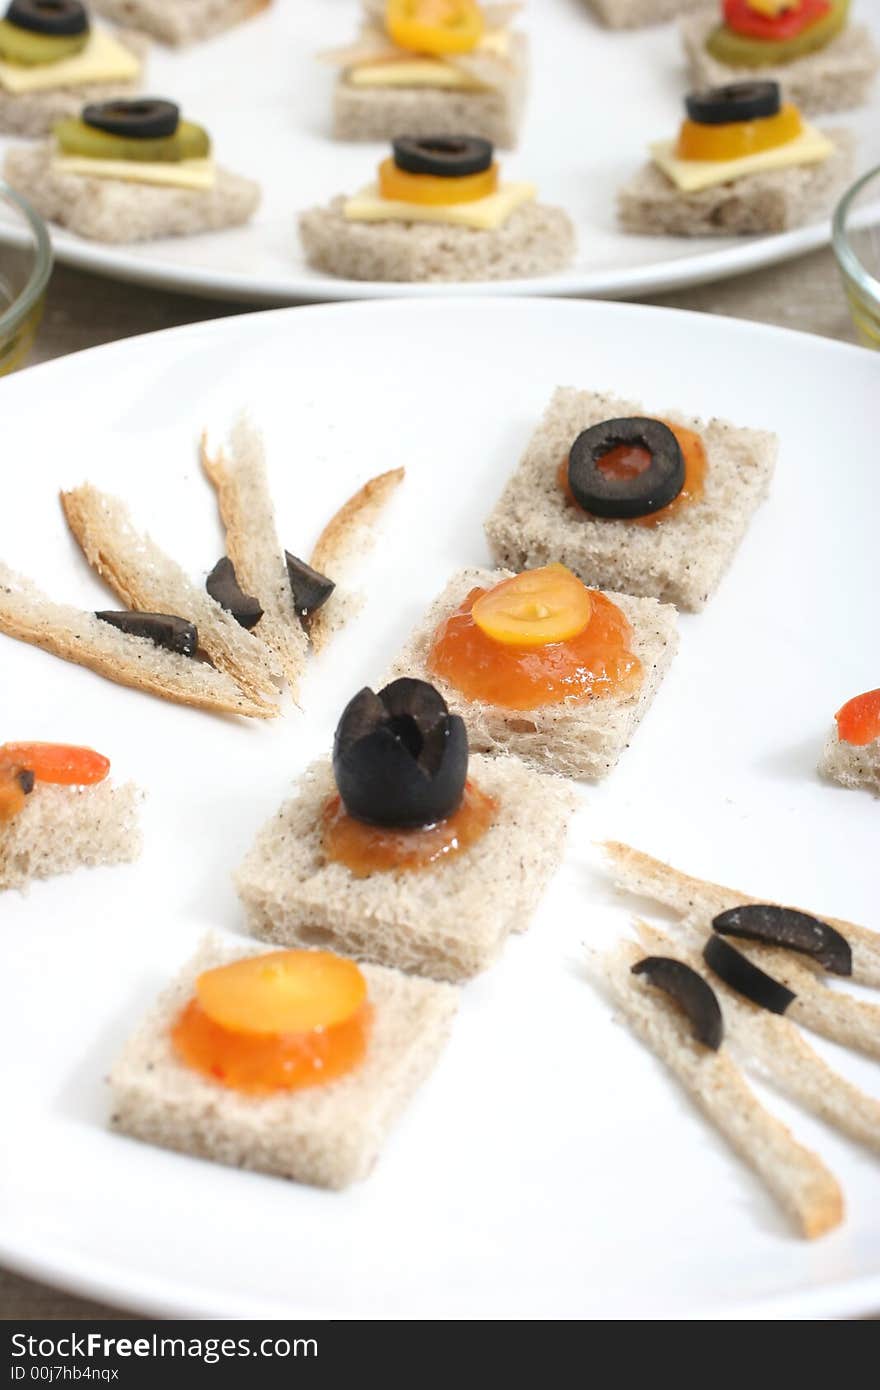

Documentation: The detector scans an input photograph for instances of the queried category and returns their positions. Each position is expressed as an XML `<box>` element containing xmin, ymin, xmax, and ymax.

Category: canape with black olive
<box><xmin>298</xmin><ymin>133</ymin><xmax>575</xmax><ymax>283</ymax></box>
<box><xmin>3</xmin><ymin>94</ymin><xmax>260</xmax><ymax>243</ymax></box>
<box><xmin>0</xmin><ymin>0</ymin><xmax>146</xmax><ymax>137</ymax></box>
<box><xmin>485</xmin><ymin>386</ymin><xmax>778</xmax><ymax>612</ymax></box>
<box><xmin>235</xmin><ymin>678</ymin><xmax>576</xmax><ymax>983</ymax></box>
<box><xmin>617</xmin><ymin>80</ymin><xmax>854</xmax><ymax>237</ymax></box>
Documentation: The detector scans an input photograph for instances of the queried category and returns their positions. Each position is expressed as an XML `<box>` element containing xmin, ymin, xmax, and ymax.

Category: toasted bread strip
<box><xmin>636</xmin><ymin>921</ymin><xmax>880</xmax><ymax>1158</ymax></box>
<box><xmin>594</xmin><ymin>939</ymin><xmax>843</xmax><ymax>1239</ymax></box>
<box><xmin>200</xmin><ymin>420</ymin><xmax>309</xmax><ymax>699</ymax></box>
<box><xmin>0</xmin><ymin>562</ymin><xmax>274</xmax><ymax>719</ymax></box>
<box><xmin>61</xmin><ymin>484</ymin><xmax>281</xmax><ymax>706</ymax></box>
<box><xmin>308</xmin><ymin>467</ymin><xmax>405</xmax><ymax>654</ymax></box>
<box><xmin>604</xmin><ymin>841</ymin><xmax>880</xmax><ymax>989</ymax></box>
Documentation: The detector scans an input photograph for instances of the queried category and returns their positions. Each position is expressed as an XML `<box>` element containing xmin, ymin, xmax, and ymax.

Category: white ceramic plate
<box><xmin>1</xmin><ymin>298</ymin><xmax>879</xmax><ymax>1320</ymax></box>
<box><xmin>1</xmin><ymin>0</ymin><xmax>878</xmax><ymax>302</ymax></box>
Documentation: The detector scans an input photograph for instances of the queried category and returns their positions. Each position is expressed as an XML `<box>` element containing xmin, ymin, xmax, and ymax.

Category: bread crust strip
<box><xmin>61</xmin><ymin>483</ymin><xmax>281</xmax><ymax>707</ymax></box>
<box><xmin>0</xmin><ymin>562</ymin><xmax>274</xmax><ymax>719</ymax></box>
<box><xmin>595</xmin><ymin>939</ymin><xmax>844</xmax><ymax>1239</ymax></box>
<box><xmin>200</xmin><ymin>419</ymin><xmax>309</xmax><ymax>699</ymax></box>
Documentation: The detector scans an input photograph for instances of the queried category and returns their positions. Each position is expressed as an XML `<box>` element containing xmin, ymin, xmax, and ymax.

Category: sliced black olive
<box><xmin>392</xmin><ymin>134</ymin><xmax>493</xmax><ymax>177</ymax></box>
<box><xmin>96</xmin><ymin>610</ymin><xmax>198</xmax><ymax>658</ymax></box>
<box><xmin>205</xmin><ymin>557</ymin><xmax>263</xmax><ymax>632</ymax></box>
<box><xmin>6</xmin><ymin>0</ymin><xmax>88</xmax><ymax>36</ymax></box>
<box><xmin>568</xmin><ymin>417</ymin><xmax>685</xmax><ymax>519</ymax></box>
<box><xmin>703</xmin><ymin>935</ymin><xmax>795</xmax><ymax>1016</ymax></box>
<box><xmin>285</xmin><ymin>552</ymin><xmax>335</xmax><ymax>619</ymax></box>
<box><xmin>16</xmin><ymin>768</ymin><xmax>35</xmax><ymax>795</ymax></box>
<box><xmin>333</xmin><ymin>677</ymin><xmax>468</xmax><ymax>829</ymax></box>
<box><xmin>83</xmin><ymin>99</ymin><xmax>180</xmax><ymax>141</ymax></box>
<box><xmin>632</xmin><ymin>955</ymin><xmax>723</xmax><ymax>1050</ymax></box>
<box><xmin>685</xmin><ymin>81</ymin><xmax>781</xmax><ymax>127</ymax></box>
<box><xmin>712</xmin><ymin>904</ymin><xmax>851</xmax><ymax>977</ymax></box>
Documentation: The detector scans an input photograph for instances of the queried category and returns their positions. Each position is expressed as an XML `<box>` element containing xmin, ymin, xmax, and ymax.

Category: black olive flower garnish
<box><xmin>333</xmin><ymin>678</ymin><xmax>468</xmax><ymax>829</ymax></box>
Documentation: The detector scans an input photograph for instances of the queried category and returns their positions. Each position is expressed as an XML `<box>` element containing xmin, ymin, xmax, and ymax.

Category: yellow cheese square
<box><xmin>52</xmin><ymin>153</ymin><xmax>216</xmax><ymax>191</ymax></box>
<box><xmin>343</xmin><ymin>181</ymin><xmax>535</xmax><ymax>231</ymax></box>
<box><xmin>347</xmin><ymin>58</ymin><xmax>485</xmax><ymax>90</ymax></box>
<box><xmin>0</xmin><ymin>29</ymin><xmax>140</xmax><ymax>95</ymax></box>
<box><xmin>650</xmin><ymin>123</ymin><xmax>835</xmax><ymax>193</ymax></box>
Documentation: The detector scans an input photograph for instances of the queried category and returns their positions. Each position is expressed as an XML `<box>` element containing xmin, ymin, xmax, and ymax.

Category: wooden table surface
<box><xmin>0</xmin><ymin>244</ymin><xmax>865</xmax><ymax>1321</ymax></box>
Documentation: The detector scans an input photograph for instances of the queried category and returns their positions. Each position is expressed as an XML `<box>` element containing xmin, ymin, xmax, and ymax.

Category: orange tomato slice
<box><xmin>472</xmin><ymin>564</ymin><xmax>592</xmax><ymax>647</ymax></box>
<box><xmin>378</xmin><ymin>156</ymin><xmax>498</xmax><ymax>205</ymax></box>
<box><xmin>835</xmin><ymin>689</ymin><xmax>880</xmax><ymax>746</ymax></box>
<box><xmin>195</xmin><ymin>949</ymin><xmax>367</xmax><ymax>1036</ymax></box>
<box><xmin>386</xmin><ymin>0</ymin><xmax>485</xmax><ymax>55</ymax></box>
<box><xmin>0</xmin><ymin>742</ymin><xmax>110</xmax><ymax>786</ymax></box>
<box><xmin>676</xmin><ymin>104</ymin><xmax>803</xmax><ymax>162</ymax></box>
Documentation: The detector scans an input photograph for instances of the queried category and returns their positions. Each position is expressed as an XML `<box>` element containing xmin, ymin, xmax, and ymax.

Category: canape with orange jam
<box><xmin>171</xmin><ymin>949</ymin><xmax>372</xmax><ymax>1095</ymax></box>
<box><xmin>0</xmin><ymin>742</ymin><xmax>110</xmax><ymax>824</ymax></box>
<box><xmin>322</xmin><ymin>780</ymin><xmax>498</xmax><ymax>877</ymax></box>
<box><xmin>427</xmin><ymin>564</ymin><xmax>641</xmax><ymax>711</ymax></box>
<box><xmin>558</xmin><ymin>421</ymin><xmax>707</xmax><ymax>527</ymax></box>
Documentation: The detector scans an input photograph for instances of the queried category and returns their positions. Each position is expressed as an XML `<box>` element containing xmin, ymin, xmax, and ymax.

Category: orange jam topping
<box><xmin>835</xmin><ymin>689</ymin><xmax>880</xmax><ymax>747</ymax></box>
<box><xmin>427</xmin><ymin>580</ymin><xmax>641</xmax><ymax>712</ymax></box>
<box><xmin>0</xmin><ymin>761</ymin><xmax>29</xmax><ymax>824</ymax></box>
<box><xmin>378</xmin><ymin>156</ymin><xmax>499</xmax><ymax>205</ymax></box>
<box><xmin>322</xmin><ymin>780</ymin><xmax>498</xmax><ymax>877</ymax></box>
<box><xmin>171</xmin><ymin>950</ymin><xmax>371</xmax><ymax>1095</ymax></box>
<box><xmin>557</xmin><ymin>420</ymin><xmax>707</xmax><ymax>527</ymax></box>
<box><xmin>676</xmin><ymin>104</ymin><xmax>803</xmax><ymax>163</ymax></box>
<box><xmin>0</xmin><ymin>742</ymin><xmax>110</xmax><ymax>825</ymax></box>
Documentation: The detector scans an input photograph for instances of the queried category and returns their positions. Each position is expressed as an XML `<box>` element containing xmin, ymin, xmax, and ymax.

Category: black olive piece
<box><xmin>83</xmin><ymin>99</ymin><xmax>180</xmax><ymax>141</ymax></box>
<box><xmin>96</xmin><ymin>610</ymin><xmax>198</xmax><ymax>658</ymax></box>
<box><xmin>703</xmin><ymin>935</ymin><xmax>796</xmax><ymax>1016</ymax></box>
<box><xmin>568</xmin><ymin>417</ymin><xmax>685</xmax><ymax>519</ymax></box>
<box><xmin>713</xmin><ymin>904</ymin><xmax>852</xmax><ymax>977</ymax></box>
<box><xmin>333</xmin><ymin>677</ymin><xmax>468</xmax><ymax>829</ymax></box>
<box><xmin>6</xmin><ymin>0</ymin><xmax>88</xmax><ymax>36</ymax></box>
<box><xmin>285</xmin><ymin>552</ymin><xmax>335</xmax><ymax>618</ymax></box>
<box><xmin>16</xmin><ymin>768</ymin><xmax>35</xmax><ymax>795</ymax></box>
<box><xmin>632</xmin><ymin>956</ymin><xmax>723</xmax><ymax>1050</ymax></box>
<box><xmin>206</xmin><ymin>557</ymin><xmax>263</xmax><ymax>631</ymax></box>
<box><xmin>392</xmin><ymin>134</ymin><xmax>494</xmax><ymax>178</ymax></box>
<box><xmin>685</xmin><ymin>81</ymin><xmax>781</xmax><ymax>127</ymax></box>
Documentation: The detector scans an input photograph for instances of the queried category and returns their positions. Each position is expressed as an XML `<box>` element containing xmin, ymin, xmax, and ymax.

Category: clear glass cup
<box><xmin>0</xmin><ymin>180</ymin><xmax>53</xmax><ymax>376</ymax></box>
<box><xmin>832</xmin><ymin>165</ymin><xmax>880</xmax><ymax>350</ymax></box>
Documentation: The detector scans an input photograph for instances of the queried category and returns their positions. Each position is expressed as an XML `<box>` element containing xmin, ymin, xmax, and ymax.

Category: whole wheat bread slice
<box><xmin>680</xmin><ymin>9</ymin><xmax>878</xmax><ymax>115</ymax></box>
<box><xmin>200</xmin><ymin>419</ymin><xmax>309</xmax><ymax>700</ymax></box>
<box><xmin>0</xmin><ymin>561</ymin><xmax>274</xmax><ymax>719</ymax></box>
<box><xmin>109</xmin><ymin>934</ymin><xmax>458</xmax><ymax>1189</ymax></box>
<box><xmin>387</xmin><ymin>567</ymin><xmax>678</xmax><ymax>780</ymax></box>
<box><xmin>3</xmin><ymin>143</ymin><xmax>260</xmax><ymax>244</ymax></box>
<box><xmin>308</xmin><ymin>467</ymin><xmax>405</xmax><ymax>653</ymax></box>
<box><xmin>485</xmin><ymin>387</ymin><xmax>777</xmax><ymax>610</ymax></box>
<box><xmin>0</xmin><ymin>29</ymin><xmax>147</xmax><ymax>138</ymax></box>
<box><xmin>92</xmin><ymin>0</ymin><xmax>272</xmax><ymax>45</ymax></box>
<box><xmin>236</xmin><ymin>754</ymin><xmax>576</xmax><ymax>983</ymax></box>
<box><xmin>592</xmin><ymin>938</ymin><xmax>843</xmax><ymax>1238</ymax></box>
<box><xmin>618</xmin><ymin>130</ymin><xmax>854</xmax><ymax>237</ymax></box>
<box><xmin>61</xmin><ymin>484</ymin><xmax>281</xmax><ymax>705</ymax></box>
<box><xmin>636</xmin><ymin>920</ymin><xmax>880</xmax><ymax>1158</ymax></box>
<box><xmin>819</xmin><ymin>726</ymin><xmax>880</xmax><ymax>798</ymax></box>
<box><xmin>1</xmin><ymin>780</ymin><xmax>141</xmax><ymax>892</ymax></box>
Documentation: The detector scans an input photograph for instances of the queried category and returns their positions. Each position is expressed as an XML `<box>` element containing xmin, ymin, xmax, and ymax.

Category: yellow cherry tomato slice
<box><xmin>196</xmin><ymin>950</ymin><xmax>367</xmax><ymax>1037</ymax></box>
<box><xmin>378</xmin><ymin>156</ymin><xmax>498</xmax><ymax>205</ymax></box>
<box><xmin>386</xmin><ymin>0</ymin><xmax>485</xmax><ymax>56</ymax></box>
<box><xmin>675</xmin><ymin>103</ymin><xmax>803</xmax><ymax>162</ymax></box>
<box><xmin>472</xmin><ymin>564</ymin><xmax>593</xmax><ymax>648</ymax></box>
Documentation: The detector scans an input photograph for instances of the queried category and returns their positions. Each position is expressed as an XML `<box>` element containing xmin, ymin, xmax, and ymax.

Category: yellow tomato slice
<box><xmin>675</xmin><ymin>103</ymin><xmax>803</xmax><ymax>162</ymax></box>
<box><xmin>196</xmin><ymin>950</ymin><xmax>367</xmax><ymax>1036</ymax></box>
<box><xmin>378</xmin><ymin>156</ymin><xmax>498</xmax><ymax>204</ymax></box>
<box><xmin>472</xmin><ymin>564</ymin><xmax>593</xmax><ymax>648</ymax></box>
<box><xmin>386</xmin><ymin>0</ymin><xmax>485</xmax><ymax>56</ymax></box>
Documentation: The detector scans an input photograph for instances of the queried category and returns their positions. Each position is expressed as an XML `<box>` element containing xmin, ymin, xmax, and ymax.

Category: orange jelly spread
<box><xmin>322</xmin><ymin>780</ymin><xmax>498</xmax><ymax>877</ymax></box>
<box><xmin>558</xmin><ymin>421</ymin><xmax>706</xmax><ymax>527</ymax></box>
<box><xmin>171</xmin><ymin>950</ymin><xmax>371</xmax><ymax>1095</ymax></box>
<box><xmin>0</xmin><ymin>742</ymin><xmax>110</xmax><ymax>824</ymax></box>
<box><xmin>427</xmin><ymin>580</ymin><xmax>641</xmax><ymax>712</ymax></box>
<box><xmin>835</xmin><ymin>689</ymin><xmax>880</xmax><ymax>746</ymax></box>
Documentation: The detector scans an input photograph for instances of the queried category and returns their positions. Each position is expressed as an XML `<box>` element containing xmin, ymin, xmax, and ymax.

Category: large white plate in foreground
<box><xmin>1</xmin><ymin>0</ymin><xmax>878</xmax><ymax>301</ymax></box>
<box><xmin>0</xmin><ymin>299</ymin><xmax>878</xmax><ymax>1320</ymax></box>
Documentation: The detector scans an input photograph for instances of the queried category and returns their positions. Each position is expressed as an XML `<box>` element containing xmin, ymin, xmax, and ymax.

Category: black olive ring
<box><xmin>567</xmin><ymin>417</ymin><xmax>685</xmax><ymax>519</ymax></box>
<box><xmin>7</xmin><ymin>0</ymin><xmax>88</xmax><ymax>36</ymax></box>
<box><xmin>685</xmin><ymin>81</ymin><xmax>781</xmax><ymax>127</ymax></box>
<box><xmin>83</xmin><ymin>99</ymin><xmax>181</xmax><ymax>141</ymax></box>
<box><xmin>392</xmin><ymin>135</ymin><xmax>494</xmax><ymax>178</ymax></box>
